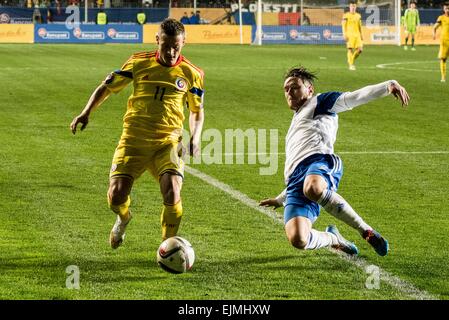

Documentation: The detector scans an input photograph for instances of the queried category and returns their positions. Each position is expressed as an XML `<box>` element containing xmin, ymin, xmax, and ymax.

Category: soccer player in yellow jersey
<box><xmin>70</xmin><ymin>18</ymin><xmax>205</xmax><ymax>249</ymax></box>
<box><xmin>433</xmin><ymin>3</ymin><xmax>449</xmax><ymax>82</ymax></box>
<box><xmin>342</xmin><ymin>1</ymin><xmax>363</xmax><ymax>71</ymax></box>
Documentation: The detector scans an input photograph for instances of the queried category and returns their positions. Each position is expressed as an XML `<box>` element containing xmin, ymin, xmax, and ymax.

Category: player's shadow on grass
<box><xmin>200</xmin><ymin>255</ymin><xmax>311</xmax><ymax>269</ymax></box>
<box><xmin>0</xmin><ymin>256</ymin><xmax>163</xmax><ymax>282</ymax></box>
<box><xmin>202</xmin><ymin>252</ymin><xmax>355</xmax><ymax>272</ymax></box>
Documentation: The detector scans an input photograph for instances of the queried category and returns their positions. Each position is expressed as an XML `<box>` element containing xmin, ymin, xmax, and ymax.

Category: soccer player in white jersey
<box><xmin>260</xmin><ymin>67</ymin><xmax>410</xmax><ymax>256</ymax></box>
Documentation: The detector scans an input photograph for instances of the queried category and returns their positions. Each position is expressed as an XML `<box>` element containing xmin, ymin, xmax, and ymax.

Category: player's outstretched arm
<box><xmin>388</xmin><ymin>81</ymin><xmax>410</xmax><ymax>107</ymax></box>
<box><xmin>188</xmin><ymin>109</ymin><xmax>204</xmax><ymax>157</ymax></box>
<box><xmin>333</xmin><ymin>80</ymin><xmax>410</xmax><ymax>112</ymax></box>
<box><xmin>70</xmin><ymin>83</ymin><xmax>112</xmax><ymax>135</ymax></box>
<box><xmin>259</xmin><ymin>188</ymin><xmax>286</xmax><ymax>209</ymax></box>
<box><xmin>259</xmin><ymin>198</ymin><xmax>282</xmax><ymax>209</ymax></box>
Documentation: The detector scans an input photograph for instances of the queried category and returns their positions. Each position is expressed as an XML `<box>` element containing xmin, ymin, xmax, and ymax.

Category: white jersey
<box><xmin>284</xmin><ymin>80</ymin><xmax>394</xmax><ymax>183</ymax></box>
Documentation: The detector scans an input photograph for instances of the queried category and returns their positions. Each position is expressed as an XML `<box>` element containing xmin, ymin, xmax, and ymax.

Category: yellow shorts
<box><xmin>346</xmin><ymin>36</ymin><xmax>363</xmax><ymax>49</ymax></box>
<box><xmin>439</xmin><ymin>42</ymin><xmax>449</xmax><ymax>60</ymax></box>
<box><xmin>110</xmin><ymin>141</ymin><xmax>184</xmax><ymax>181</ymax></box>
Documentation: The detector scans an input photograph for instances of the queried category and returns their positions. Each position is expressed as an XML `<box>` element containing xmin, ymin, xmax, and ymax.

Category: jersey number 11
<box><xmin>154</xmin><ymin>86</ymin><xmax>166</xmax><ymax>101</ymax></box>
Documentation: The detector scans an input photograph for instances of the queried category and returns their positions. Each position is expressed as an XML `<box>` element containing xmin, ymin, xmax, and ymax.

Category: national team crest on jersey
<box><xmin>175</xmin><ymin>77</ymin><xmax>187</xmax><ymax>91</ymax></box>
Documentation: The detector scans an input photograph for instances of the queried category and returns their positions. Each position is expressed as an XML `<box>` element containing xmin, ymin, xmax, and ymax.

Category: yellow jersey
<box><xmin>342</xmin><ymin>12</ymin><xmax>362</xmax><ymax>38</ymax></box>
<box><xmin>436</xmin><ymin>14</ymin><xmax>449</xmax><ymax>43</ymax></box>
<box><xmin>104</xmin><ymin>51</ymin><xmax>204</xmax><ymax>147</ymax></box>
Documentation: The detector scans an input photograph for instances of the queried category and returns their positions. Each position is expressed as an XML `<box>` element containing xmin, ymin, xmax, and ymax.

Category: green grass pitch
<box><xmin>0</xmin><ymin>43</ymin><xmax>448</xmax><ymax>300</ymax></box>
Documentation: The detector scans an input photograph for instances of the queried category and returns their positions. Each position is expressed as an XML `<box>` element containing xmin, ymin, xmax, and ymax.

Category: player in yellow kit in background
<box><xmin>70</xmin><ymin>18</ymin><xmax>205</xmax><ymax>249</ymax></box>
<box><xmin>433</xmin><ymin>3</ymin><xmax>449</xmax><ymax>82</ymax></box>
<box><xmin>342</xmin><ymin>1</ymin><xmax>363</xmax><ymax>71</ymax></box>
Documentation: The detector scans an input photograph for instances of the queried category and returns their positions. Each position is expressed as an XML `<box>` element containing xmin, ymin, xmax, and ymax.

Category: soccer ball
<box><xmin>156</xmin><ymin>236</ymin><xmax>195</xmax><ymax>274</ymax></box>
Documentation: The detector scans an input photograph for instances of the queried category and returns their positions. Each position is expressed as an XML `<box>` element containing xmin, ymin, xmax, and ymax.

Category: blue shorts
<box><xmin>284</xmin><ymin>153</ymin><xmax>343</xmax><ymax>225</ymax></box>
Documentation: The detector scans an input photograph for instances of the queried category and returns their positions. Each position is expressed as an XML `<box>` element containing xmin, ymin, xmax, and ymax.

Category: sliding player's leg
<box><xmin>284</xmin><ymin>155</ymin><xmax>358</xmax><ymax>255</ymax></box>
<box><xmin>302</xmin><ymin>156</ymin><xmax>389</xmax><ymax>256</ymax></box>
<box><xmin>284</xmin><ymin>209</ymin><xmax>358</xmax><ymax>255</ymax></box>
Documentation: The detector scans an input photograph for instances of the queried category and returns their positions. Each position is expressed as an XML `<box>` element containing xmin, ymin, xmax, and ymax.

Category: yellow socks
<box><xmin>108</xmin><ymin>196</ymin><xmax>183</xmax><ymax>239</ymax></box>
<box><xmin>441</xmin><ymin>60</ymin><xmax>447</xmax><ymax>81</ymax></box>
<box><xmin>108</xmin><ymin>196</ymin><xmax>130</xmax><ymax>220</ymax></box>
<box><xmin>161</xmin><ymin>201</ymin><xmax>183</xmax><ymax>240</ymax></box>
<box><xmin>347</xmin><ymin>50</ymin><xmax>354</xmax><ymax>66</ymax></box>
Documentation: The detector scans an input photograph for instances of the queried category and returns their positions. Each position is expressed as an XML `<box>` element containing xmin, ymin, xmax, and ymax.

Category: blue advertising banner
<box><xmin>260</xmin><ymin>26</ymin><xmax>345</xmax><ymax>45</ymax></box>
<box><xmin>34</xmin><ymin>24</ymin><xmax>142</xmax><ymax>43</ymax></box>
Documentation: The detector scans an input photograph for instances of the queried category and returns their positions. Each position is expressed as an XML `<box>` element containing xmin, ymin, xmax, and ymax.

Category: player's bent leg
<box><xmin>284</xmin><ymin>203</ymin><xmax>332</xmax><ymax>251</ymax></box>
<box><xmin>160</xmin><ymin>172</ymin><xmax>183</xmax><ymax>240</ymax></box>
<box><xmin>284</xmin><ymin>213</ymin><xmax>356</xmax><ymax>254</ymax></box>
<box><xmin>284</xmin><ymin>216</ymin><xmax>312</xmax><ymax>249</ymax></box>
<box><xmin>304</xmin><ymin>174</ymin><xmax>370</xmax><ymax>235</ymax></box>
<box><xmin>108</xmin><ymin>176</ymin><xmax>133</xmax><ymax>214</ymax></box>
<box><xmin>307</xmin><ymin>176</ymin><xmax>389</xmax><ymax>256</ymax></box>
<box><xmin>303</xmin><ymin>174</ymin><xmax>327</xmax><ymax>202</ymax></box>
<box><xmin>108</xmin><ymin>176</ymin><xmax>134</xmax><ymax>249</ymax></box>
<box><xmin>284</xmin><ymin>214</ymin><xmax>335</xmax><ymax>251</ymax></box>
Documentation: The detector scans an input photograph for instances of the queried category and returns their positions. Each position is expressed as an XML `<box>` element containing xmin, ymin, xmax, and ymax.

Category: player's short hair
<box><xmin>285</xmin><ymin>66</ymin><xmax>317</xmax><ymax>86</ymax></box>
<box><xmin>349</xmin><ymin>1</ymin><xmax>356</xmax><ymax>5</ymax></box>
<box><xmin>410</xmin><ymin>1</ymin><xmax>416</xmax><ymax>5</ymax></box>
<box><xmin>160</xmin><ymin>18</ymin><xmax>185</xmax><ymax>37</ymax></box>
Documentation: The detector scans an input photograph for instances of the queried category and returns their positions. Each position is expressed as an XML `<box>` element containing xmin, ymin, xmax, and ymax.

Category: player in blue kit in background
<box><xmin>260</xmin><ymin>67</ymin><xmax>410</xmax><ymax>256</ymax></box>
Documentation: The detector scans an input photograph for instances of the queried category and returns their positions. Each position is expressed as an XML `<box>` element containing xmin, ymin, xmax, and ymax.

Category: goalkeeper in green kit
<box><xmin>403</xmin><ymin>1</ymin><xmax>420</xmax><ymax>51</ymax></box>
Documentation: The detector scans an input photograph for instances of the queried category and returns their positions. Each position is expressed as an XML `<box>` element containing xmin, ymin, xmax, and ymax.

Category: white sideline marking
<box><xmin>185</xmin><ymin>165</ymin><xmax>438</xmax><ymax>300</ymax></box>
<box><xmin>376</xmin><ymin>61</ymin><xmax>440</xmax><ymax>72</ymax></box>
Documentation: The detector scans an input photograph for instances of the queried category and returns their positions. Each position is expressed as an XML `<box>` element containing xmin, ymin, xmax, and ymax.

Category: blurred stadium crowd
<box><xmin>0</xmin><ymin>0</ymin><xmax>447</xmax><ymax>9</ymax></box>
